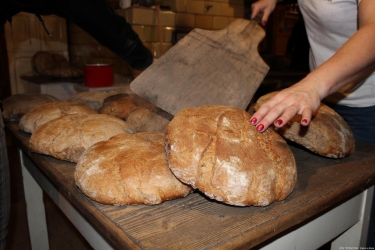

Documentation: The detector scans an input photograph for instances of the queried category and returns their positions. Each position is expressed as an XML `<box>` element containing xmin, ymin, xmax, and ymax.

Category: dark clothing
<box><xmin>286</xmin><ymin>20</ymin><xmax>310</xmax><ymax>72</ymax></box>
<box><xmin>0</xmin><ymin>114</ymin><xmax>10</xmax><ymax>250</ymax></box>
<box><xmin>327</xmin><ymin>103</ymin><xmax>375</xmax><ymax>145</ymax></box>
<box><xmin>0</xmin><ymin>0</ymin><xmax>153</xmax><ymax>70</ymax></box>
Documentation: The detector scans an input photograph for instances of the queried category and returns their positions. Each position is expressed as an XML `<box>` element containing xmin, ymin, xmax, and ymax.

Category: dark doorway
<box><xmin>0</xmin><ymin>29</ymin><xmax>11</xmax><ymax>101</ymax></box>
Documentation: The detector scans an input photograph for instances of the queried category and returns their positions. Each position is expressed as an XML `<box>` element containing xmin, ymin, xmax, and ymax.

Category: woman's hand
<box><xmin>250</xmin><ymin>80</ymin><xmax>322</xmax><ymax>132</ymax></box>
<box><xmin>250</xmin><ymin>0</ymin><xmax>375</xmax><ymax>133</ymax></box>
<box><xmin>251</xmin><ymin>0</ymin><xmax>278</xmax><ymax>26</ymax></box>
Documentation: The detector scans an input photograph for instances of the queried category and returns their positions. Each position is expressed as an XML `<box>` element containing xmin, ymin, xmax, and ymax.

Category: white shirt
<box><xmin>298</xmin><ymin>0</ymin><xmax>375</xmax><ymax>107</ymax></box>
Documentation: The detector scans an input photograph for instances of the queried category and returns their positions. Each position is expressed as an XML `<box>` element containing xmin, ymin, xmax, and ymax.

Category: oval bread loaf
<box><xmin>29</xmin><ymin>114</ymin><xmax>134</xmax><ymax>163</ymax></box>
<box><xmin>254</xmin><ymin>91</ymin><xmax>355</xmax><ymax>158</ymax></box>
<box><xmin>99</xmin><ymin>94</ymin><xmax>157</xmax><ymax>120</ymax></box>
<box><xmin>75</xmin><ymin>132</ymin><xmax>192</xmax><ymax>205</ymax></box>
<box><xmin>19</xmin><ymin>101</ymin><xmax>97</xmax><ymax>134</ymax></box>
<box><xmin>2</xmin><ymin>93</ymin><xmax>58</xmax><ymax>121</ymax></box>
<box><xmin>68</xmin><ymin>91</ymin><xmax>114</xmax><ymax>111</ymax></box>
<box><xmin>126</xmin><ymin>108</ymin><xmax>170</xmax><ymax>132</ymax></box>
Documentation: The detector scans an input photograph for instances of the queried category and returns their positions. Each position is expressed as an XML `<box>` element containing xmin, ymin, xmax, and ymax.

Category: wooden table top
<box><xmin>6</xmin><ymin>122</ymin><xmax>375</xmax><ymax>249</ymax></box>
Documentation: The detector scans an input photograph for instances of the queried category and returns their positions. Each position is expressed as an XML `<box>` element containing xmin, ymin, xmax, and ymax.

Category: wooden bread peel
<box><xmin>130</xmin><ymin>18</ymin><xmax>269</xmax><ymax>116</ymax></box>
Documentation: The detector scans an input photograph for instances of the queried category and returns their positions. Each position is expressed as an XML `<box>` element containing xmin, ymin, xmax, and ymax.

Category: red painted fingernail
<box><xmin>275</xmin><ymin>119</ymin><xmax>283</xmax><ymax>126</ymax></box>
<box><xmin>301</xmin><ymin>119</ymin><xmax>308</xmax><ymax>125</ymax></box>
<box><xmin>262</xmin><ymin>20</ymin><xmax>267</xmax><ymax>26</ymax></box>
<box><xmin>250</xmin><ymin>117</ymin><xmax>257</xmax><ymax>125</ymax></box>
<box><xmin>256</xmin><ymin>124</ymin><xmax>264</xmax><ymax>131</ymax></box>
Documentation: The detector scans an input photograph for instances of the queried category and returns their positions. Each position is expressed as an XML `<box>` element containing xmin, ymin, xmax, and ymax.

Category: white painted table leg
<box><xmin>18</xmin><ymin>149</ymin><xmax>113</xmax><ymax>250</ymax></box>
<box><xmin>260</xmin><ymin>188</ymin><xmax>373</xmax><ymax>250</ymax></box>
<box><xmin>19</xmin><ymin>149</ymin><xmax>50</xmax><ymax>250</ymax></box>
<box><xmin>331</xmin><ymin>186</ymin><xmax>374</xmax><ymax>249</ymax></box>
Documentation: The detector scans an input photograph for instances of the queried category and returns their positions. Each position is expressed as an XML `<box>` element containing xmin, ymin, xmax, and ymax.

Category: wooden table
<box><xmin>6</xmin><ymin>122</ymin><xmax>375</xmax><ymax>250</ymax></box>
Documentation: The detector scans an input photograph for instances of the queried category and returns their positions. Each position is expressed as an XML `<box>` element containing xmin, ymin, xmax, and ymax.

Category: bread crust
<box><xmin>75</xmin><ymin>132</ymin><xmax>192</xmax><ymax>205</ymax></box>
<box><xmin>126</xmin><ymin>108</ymin><xmax>170</xmax><ymax>132</ymax></box>
<box><xmin>254</xmin><ymin>92</ymin><xmax>355</xmax><ymax>158</ymax></box>
<box><xmin>68</xmin><ymin>91</ymin><xmax>113</xmax><ymax>111</ymax></box>
<box><xmin>166</xmin><ymin>106</ymin><xmax>297</xmax><ymax>206</ymax></box>
<box><xmin>19</xmin><ymin>101</ymin><xmax>97</xmax><ymax>134</ymax></box>
<box><xmin>99</xmin><ymin>94</ymin><xmax>156</xmax><ymax>120</ymax></box>
<box><xmin>2</xmin><ymin>93</ymin><xmax>58</xmax><ymax>121</ymax></box>
<box><xmin>29</xmin><ymin>114</ymin><xmax>134</xmax><ymax>163</ymax></box>
<box><xmin>32</xmin><ymin>51</ymin><xmax>83</xmax><ymax>78</ymax></box>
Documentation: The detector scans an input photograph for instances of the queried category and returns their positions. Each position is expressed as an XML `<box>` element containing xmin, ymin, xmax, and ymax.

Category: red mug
<box><xmin>84</xmin><ymin>64</ymin><xmax>113</xmax><ymax>87</ymax></box>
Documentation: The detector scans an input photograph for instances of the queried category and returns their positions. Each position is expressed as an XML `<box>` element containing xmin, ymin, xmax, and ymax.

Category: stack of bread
<box><xmin>1</xmin><ymin>90</ymin><xmax>355</xmax><ymax>207</ymax></box>
<box><xmin>32</xmin><ymin>51</ymin><xmax>83</xmax><ymax>78</ymax></box>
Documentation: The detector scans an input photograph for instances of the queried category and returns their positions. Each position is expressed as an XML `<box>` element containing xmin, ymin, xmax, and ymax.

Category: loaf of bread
<box><xmin>99</xmin><ymin>94</ymin><xmax>139</xmax><ymax>120</ymax></box>
<box><xmin>32</xmin><ymin>51</ymin><xmax>83</xmax><ymax>78</ymax></box>
<box><xmin>68</xmin><ymin>91</ymin><xmax>114</xmax><ymax>111</ymax></box>
<box><xmin>126</xmin><ymin>108</ymin><xmax>170</xmax><ymax>132</ymax></box>
<box><xmin>19</xmin><ymin>101</ymin><xmax>97</xmax><ymax>134</ymax></box>
<box><xmin>1</xmin><ymin>93</ymin><xmax>58</xmax><ymax>121</ymax></box>
<box><xmin>75</xmin><ymin>132</ymin><xmax>192</xmax><ymax>205</ymax></box>
<box><xmin>99</xmin><ymin>94</ymin><xmax>156</xmax><ymax>120</ymax></box>
<box><xmin>166</xmin><ymin>105</ymin><xmax>297</xmax><ymax>207</ymax></box>
<box><xmin>254</xmin><ymin>92</ymin><xmax>355</xmax><ymax>158</ymax></box>
<box><xmin>29</xmin><ymin>114</ymin><xmax>134</xmax><ymax>163</ymax></box>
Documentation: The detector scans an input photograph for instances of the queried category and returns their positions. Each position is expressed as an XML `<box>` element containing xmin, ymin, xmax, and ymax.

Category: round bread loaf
<box><xmin>166</xmin><ymin>105</ymin><xmax>297</xmax><ymax>207</ymax></box>
<box><xmin>99</xmin><ymin>94</ymin><xmax>139</xmax><ymax>120</ymax></box>
<box><xmin>1</xmin><ymin>93</ymin><xmax>58</xmax><ymax>121</ymax></box>
<box><xmin>75</xmin><ymin>132</ymin><xmax>192</xmax><ymax>205</ymax></box>
<box><xmin>99</xmin><ymin>94</ymin><xmax>156</xmax><ymax>120</ymax></box>
<box><xmin>68</xmin><ymin>91</ymin><xmax>114</xmax><ymax>111</ymax></box>
<box><xmin>32</xmin><ymin>51</ymin><xmax>83</xmax><ymax>78</ymax></box>
<box><xmin>254</xmin><ymin>92</ymin><xmax>355</xmax><ymax>158</ymax></box>
<box><xmin>29</xmin><ymin>114</ymin><xmax>134</xmax><ymax>163</ymax></box>
<box><xmin>19</xmin><ymin>101</ymin><xmax>97</xmax><ymax>134</ymax></box>
<box><xmin>126</xmin><ymin>108</ymin><xmax>170</xmax><ymax>132</ymax></box>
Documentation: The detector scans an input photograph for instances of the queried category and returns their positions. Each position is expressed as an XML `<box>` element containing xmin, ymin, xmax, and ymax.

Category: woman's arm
<box><xmin>250</xmin><ymin>0</ymin><xmax>375</xmax><ymax>132</ymax></box>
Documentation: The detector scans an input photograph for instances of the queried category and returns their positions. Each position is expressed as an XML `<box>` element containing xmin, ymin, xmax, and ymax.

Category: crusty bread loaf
<box><xmin>32</xmin><ymin>51</ymin><xmax>83</xmax><ymax>78</ymax></box>
<box><xmin>1</xmin><ymin>93</ymin><xmax>58</xmax><ymax>121</ymax></box>
<box><xmin>75</xmin><ymin>132</ymin><xmax>192</xmax><ymax>205</ymax></box>
<box><xmin>166</xmin><ymin>106</ymin><xmax>297</xmax><ymax>207</ymax></box>
<box><xmin>68</xmin><ymin>91</ymin><xmax>114</xmax><ymax>111</ymax></box>
<box><xmin>29</xmin><ymin>114</ymin><xmax>134</xmax><ymax>163</ymax></box>
<box><xmin>99</xmin><ymin>94</ymin><xmax>139</xmax><ymax>120</ymax></box>
<box><xmin>99</xmin><ymin>93</ymin><xmax>157</xmax><ymax>120</ymax></box>
<box><xmin>254</xmin><ymin>91</ymin><xmax>355</xmax><ymax>158</ymax></box>
<box><xmin>19</xmin><ymin>101</ymin><xmax>97</xmax><ymax>134</ymax></box>
<box><xmin>126</xmin><ymin>108</ymin><xmax>170</xmax><ymax>132</ymax></box>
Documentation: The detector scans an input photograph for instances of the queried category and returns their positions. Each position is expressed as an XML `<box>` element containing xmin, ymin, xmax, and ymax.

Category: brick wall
<box><xmin>68</xmin><ymin>0</ymin><xmax>244</xmax><ymax>79</ymax></box>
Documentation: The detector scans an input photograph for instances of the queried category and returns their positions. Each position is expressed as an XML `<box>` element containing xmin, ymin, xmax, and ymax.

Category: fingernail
<box><xmin>262</xmin><ymin>20</ymin><xmax>267</xmax><ymax>26</ymax></box>
<box><xmin>256</xmin><ymin>124</ymin><xmax>264</xmax><ymax>132</ymax></box>
<box><xmin>301</xmin><ymin>119</ymin><xmax>308</xmax><ymax>125</ymax></box>
<box><xmin>275</xmin><ymin>119</ymin><xmax>283</xmax><ymax>126</ymax></box>
<box><xmin>250</xmin><ymin>117</ymin><xmax>257</xmax><ymax>125</ymax></box>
